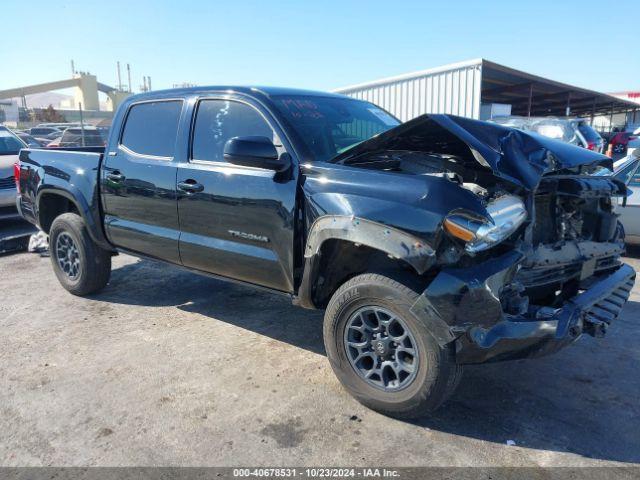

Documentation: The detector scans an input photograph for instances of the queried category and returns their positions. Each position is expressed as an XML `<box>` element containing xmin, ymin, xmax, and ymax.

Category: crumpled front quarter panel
<box><xmin>302</xmin><ymin>162</ymin><xmax>487</xmax><ymax>249</ymax></box>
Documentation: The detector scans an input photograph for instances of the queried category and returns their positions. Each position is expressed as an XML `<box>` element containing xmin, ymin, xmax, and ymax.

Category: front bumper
<box><xmin>411</xmin><ymin>251</ymin><xmax>636</xmax><ymax>364</ymax></box>
<box><xmin>456</xmin><ymin>264</ymin><xmax>635</xmax><ymax>363</ymax></box>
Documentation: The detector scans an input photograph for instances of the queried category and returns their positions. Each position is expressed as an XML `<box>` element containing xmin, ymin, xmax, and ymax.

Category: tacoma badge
<box><xmin>228</xmin><ymin>230</ymin><xmax>269</xmax><ymax>243</ymax></box>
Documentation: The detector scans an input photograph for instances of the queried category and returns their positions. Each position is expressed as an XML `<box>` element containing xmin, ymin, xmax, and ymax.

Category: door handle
<box><xmin>106</xmin><ymin>171</ymin><xmax>125</xmax><ymax>182</ymax></box>
<box><xmin>178</xmin><ymin>180</ymin><xmax>204</xmax><ymax>193</ymax></box>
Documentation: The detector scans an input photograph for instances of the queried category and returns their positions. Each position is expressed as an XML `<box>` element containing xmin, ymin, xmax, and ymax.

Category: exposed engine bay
<box><xmin>340</xmin><ymin>146</ymin><xmax>630</xmax><ymax>336</ymax></box>
<box><xmin>299</xmin><ymin>113</ymin><xmax>638</xmax><ymax>364</ymax></box>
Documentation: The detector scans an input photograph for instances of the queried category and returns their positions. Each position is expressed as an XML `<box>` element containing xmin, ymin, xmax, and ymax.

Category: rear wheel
<box><xmin>324</xmin><ymin>273</ymin><xmax>462</xmax><ymax>419</ymax></box>
<box><xmin>49</xmin><ymin>213</ymin><xmax>111</xmax><ymax>296</ymax></box>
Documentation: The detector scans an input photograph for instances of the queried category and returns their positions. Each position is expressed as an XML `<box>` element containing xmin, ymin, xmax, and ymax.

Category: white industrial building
<box><xmin>0</xmin><ymin>99</ymin><xmax>19</xmax><ymax>127</ymax></box>
<box><xmin>334</xmin><ymin>58</ymin><xmax>640</xmax><ymax>128</ymax></box>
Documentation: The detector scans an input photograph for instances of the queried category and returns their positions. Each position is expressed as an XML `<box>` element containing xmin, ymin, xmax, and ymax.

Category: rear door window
<box><xmin>120</xmin><ymin>100</ymin><xmax>183</xmax><ymax>158</ymax></box>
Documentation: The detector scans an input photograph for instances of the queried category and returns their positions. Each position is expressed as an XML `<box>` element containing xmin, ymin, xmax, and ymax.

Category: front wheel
<box><xmin>49</xmin><ymin>213</ymin><xmax>112</xmax><ymax>296</ymax></box>
<box><xmin>323</xmin><ymin>273</ymin><xmax>462</xmax><ymax>419</ymax></box>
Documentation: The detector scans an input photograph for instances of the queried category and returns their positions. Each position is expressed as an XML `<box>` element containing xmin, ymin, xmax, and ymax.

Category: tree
<box><xmin>35</xmin><ymin>105</ymin><xmax>66</xmax><ymax>123</ymax></box>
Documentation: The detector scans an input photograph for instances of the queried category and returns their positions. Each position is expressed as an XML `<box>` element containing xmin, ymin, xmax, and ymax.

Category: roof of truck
<box><xmin>126</xmin><ymin>86</ymin><xmax>350</xmax><ymax>102</ymax></box>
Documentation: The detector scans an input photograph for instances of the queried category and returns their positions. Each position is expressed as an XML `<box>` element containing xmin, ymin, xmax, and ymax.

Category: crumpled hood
<box><xmin>333</xmin><ymin>114</ymin><xmax>612</xmax><ymax>190</ymax></box>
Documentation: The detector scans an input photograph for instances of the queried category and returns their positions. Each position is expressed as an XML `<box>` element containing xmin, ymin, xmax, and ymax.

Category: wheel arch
<box><xmin>36</xmin><ymin>188</ymin><xmax>113</xmax><ymax>251</ymax></box>
<box><xmin>294</xmin><ymin>216</ymin><xmax>436</xmax><ymax>309</ymax></box>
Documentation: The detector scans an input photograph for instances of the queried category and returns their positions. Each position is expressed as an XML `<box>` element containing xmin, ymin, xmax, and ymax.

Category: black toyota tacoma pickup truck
<box><xmin>15</xmin><ymin>87</ymin><xmax>637</xmax><ymax>418</ymax></box>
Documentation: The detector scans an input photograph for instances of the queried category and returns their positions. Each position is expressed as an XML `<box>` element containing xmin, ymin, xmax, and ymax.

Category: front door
<box><xmin>101</xmin><ymin>99</ymin><xmax>184</xmax><ymax>263</ymax></box>
<box><xmin>176</xmin><ymin>97</ymin><xmax>297</xmax><ymax>292</ymax></box>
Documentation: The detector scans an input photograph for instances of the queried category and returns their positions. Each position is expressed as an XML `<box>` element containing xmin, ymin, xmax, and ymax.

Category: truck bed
<box><xmin>16</xmin><ymin>147</ymin><xmax>106</xmax><ymax>242</ymax></box>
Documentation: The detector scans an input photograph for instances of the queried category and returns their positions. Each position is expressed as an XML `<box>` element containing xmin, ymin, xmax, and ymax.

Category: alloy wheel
<box><xmin>344</xmin><ymin>306</ymin><xmax>419</xmax><ymax>391</ymax></box>
<box><xmin>55</xmin><ymin>232</ymin><xmax>81</xmax><ymax>280</ymax></box>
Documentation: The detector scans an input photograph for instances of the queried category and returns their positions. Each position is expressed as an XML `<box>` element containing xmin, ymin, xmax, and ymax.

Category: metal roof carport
<box><xmin>334</xmin><ymin>59</ymin><xmax>639</xmax><ymax>124</ymax></box>
<box><xmin>481</xmin><ymin>59</ymin><xmax>638</xmax><ymax>119</ymax></box>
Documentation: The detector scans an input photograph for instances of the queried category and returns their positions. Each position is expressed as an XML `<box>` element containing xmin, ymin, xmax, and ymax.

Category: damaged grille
<box><xmin>532</xmin><ymin>194</ymin><xmax>555</xmax><ymax>244</ymax></box>
<box><xmin>517</xmin><ymin>263</ymin><xmax>581</xmax><ymax>287</ymax></box>
<box><xmin>532</xmin><ymin>177</ymin><xmax>623</xmax><ymax>246</ymax></box>
<box><xmin>516</xmin><ymin>254</ymin><xmax>620</xmax><ymax>288</ymax></box>
<box><xmin>518</xmin><ymin>175</ymin><xmax>625</xmax><ymax>296</ymax></box>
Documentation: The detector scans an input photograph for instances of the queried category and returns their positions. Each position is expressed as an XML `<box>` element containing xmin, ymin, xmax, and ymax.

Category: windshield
<box><xmin>0</xmin><ymin>130</ymin><xmax>25</xmax><ymax>155</ymax></box>
<box><xmin>271</xmin><ymin>95</ymin><xmax>400</xmax><ymax>162</ymax></box>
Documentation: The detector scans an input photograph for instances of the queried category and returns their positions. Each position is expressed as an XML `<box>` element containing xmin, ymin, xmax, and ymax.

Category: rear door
<box><xmin>176</xmin><ymin>96</ymin><xmax>298</xmax><ymax>292</ymax></box>
<box><xmin>101</xmin><ymin>99</ymin><xmax>185</xmax><ymax>263</ymax></box>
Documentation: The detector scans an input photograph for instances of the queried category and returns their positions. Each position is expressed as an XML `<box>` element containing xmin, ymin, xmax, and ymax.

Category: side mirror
<box><xmin>223</xmin><ymin>136</ymin><xmax>290</xmax><ymax>172</ymax></box>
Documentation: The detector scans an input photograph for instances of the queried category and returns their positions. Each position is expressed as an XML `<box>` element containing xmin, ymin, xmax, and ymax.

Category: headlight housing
<box><xmin>444</xmin><ymin>194</ymin><xmax>527</xmax><ymax>253</ymax></box>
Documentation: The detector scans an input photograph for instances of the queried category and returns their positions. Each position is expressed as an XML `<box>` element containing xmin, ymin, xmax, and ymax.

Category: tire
<box><xmin>49</xmin><ymin>213</ymin><xmax>111</xmax><ymax>296</ymax></box>
<box><xmin>324</xmin><ymin>272</ymin><xmax>462</xmax><ymax>419</ymax></box>
<box><xmin>613</xmin><ymin>143</ymin><xmax>625</xmax><ymax>154</ymax></box>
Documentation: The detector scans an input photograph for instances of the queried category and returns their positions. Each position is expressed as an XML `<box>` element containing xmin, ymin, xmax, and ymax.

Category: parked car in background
<box><xmin>29</xmin><ymin>130</ymin><xmax>64</xmax><ymax>146</ymax></box>
<box><xmin>29</xmin><ymin>126</ymin><xmax>63</xmax><ymax>138</ymax></box>
<box><xmin>625</xmin><ymin>126</ymin><xmax>640</xmax><ymax>157</ymax></box>
<box><xmin>45</xmin><ymin>137</ymin><xmax>62</xmax><ymax>148</ymax></box>
<box><xmin>37</xmin><ymin>130</ymin><xmax>64</xmax><ymax>146</ymax></box>
<box><xmin>36</xmin><ymin>122</ymin><xmax>81</xmax><ymax>130</ymax></box>
<box><xmin>609</xmin><ymin>150</ymin><xmax>640</xmax><ymax>245</ymax></box>
<box><xmin>44</xmin><ymin>129</ymin><xmax>65</xmax><ymax>139</ymax></box>
<box><xmin>609</xmin><ymin>131</ymin><xmax>638</xmax><ymax>155</ymax></box>
<box><xmin>96</xmin><ymin>126</ymin><xmax>110</xmax><ymax>138</ymax></box>
<box><xmin>58</xmin><ymin>126</ymin><xmax>105</xmax><ymax>147</ymax></box>
<box><xmin>0</xmin><ymin>126</ymin><xmax>25</xmax><ymax>220</ymax></box>
<box><xmin>491</xmin><ymin>116</ymin><xmax>605</xmax><ymax>153</ymax></box>
<box><xmin>15</xmin><ymin>132</ymin><xmax>45</xmax><ymax>148</ymax></box>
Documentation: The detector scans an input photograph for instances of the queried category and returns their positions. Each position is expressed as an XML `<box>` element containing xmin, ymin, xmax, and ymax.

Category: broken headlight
<box><xmin>444</xmin><ymin>194</ymin><xmax>527</xmax><ymax>253</ymax></box>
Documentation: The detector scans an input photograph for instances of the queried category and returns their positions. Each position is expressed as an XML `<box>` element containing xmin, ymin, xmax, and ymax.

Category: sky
<box><xmin>2</xmin><ymin>0</ymin><xmax>639</xmax><ymax>95</ymax></box>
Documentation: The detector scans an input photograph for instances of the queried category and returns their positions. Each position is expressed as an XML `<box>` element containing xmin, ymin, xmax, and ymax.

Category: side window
<box><xmin>192</xmin><ymin>99</ymin><xmax>274</xmax><ymax>162</ymax></box>
<box><xmin>120</xmin><ymin>100</ymin><xmax>183</xmax><ymax>158</ymax></box>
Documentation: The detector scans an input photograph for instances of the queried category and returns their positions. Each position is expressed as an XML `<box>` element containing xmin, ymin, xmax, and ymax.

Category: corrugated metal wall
<box><xmin>334</xmin><ymin>60</ymin><xmax>483</xmax><ymax>121</ymax></box>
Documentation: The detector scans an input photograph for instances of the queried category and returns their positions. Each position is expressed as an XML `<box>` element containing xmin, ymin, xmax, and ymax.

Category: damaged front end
<box><xmin>333</xmin><ymin>114</ymin><xmax>637</xmax><ymax>364</ymax></box>
<box><xmin>411</xmin><ymin>251</ymin><xmax>635</xmax><ymax>364</ymax></box>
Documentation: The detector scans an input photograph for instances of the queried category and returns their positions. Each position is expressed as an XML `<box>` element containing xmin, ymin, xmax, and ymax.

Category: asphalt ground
<box><xmin>1</xmin><ymin>249</ymin><xmax>639</xmax><ymax>467</ymax></box>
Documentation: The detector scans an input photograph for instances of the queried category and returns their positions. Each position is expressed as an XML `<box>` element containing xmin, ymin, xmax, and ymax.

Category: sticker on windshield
<box><xmin>368</xmin><ymin>108</ymin><xmax>398</xmax><ymax>126</ymax></box>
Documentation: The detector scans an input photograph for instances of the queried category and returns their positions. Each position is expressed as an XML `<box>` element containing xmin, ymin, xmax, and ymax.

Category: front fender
<box><xmin>293</xmin><ymin>215</ymin><xmax>437</xmax><ymax>310</ymax></box>
<box><xmin>305</xmin><ymin>215</ymin><xmax>436</xmax><ymax>274</ymax></box>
